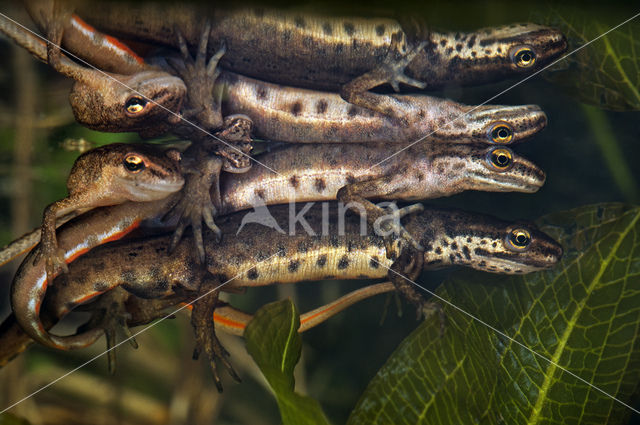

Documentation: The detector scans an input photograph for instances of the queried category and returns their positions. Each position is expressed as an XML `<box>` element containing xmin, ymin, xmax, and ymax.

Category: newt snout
<box><xmin>468</xmin><ymin>104</ymin><xmax>547</xmax><ymax>145</ymax></box>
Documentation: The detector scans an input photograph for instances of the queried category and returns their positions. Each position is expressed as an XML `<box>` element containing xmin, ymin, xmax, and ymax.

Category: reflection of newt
<box><xmin>1</xmin><ymin>14</ymin><xmax>548</xmax><ymax>146</ymax></box>
<box><xmin>3</xmin><ymin>140</ymin><xmax>545</xmax><ymax>270</ymax></box>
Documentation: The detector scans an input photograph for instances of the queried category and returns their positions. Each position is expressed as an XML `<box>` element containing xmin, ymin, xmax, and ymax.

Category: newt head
<box><xmin>418</xmin><ymin>208</ymin><xmax>563</xmax><ymax>274</ymax></box>
<box><xmin>418</xmin><ymin>144</ymin><xmax>545</xmax><ymax>195</ymax></box>
<box><xmin>410</xmin><ymin>23</ymin><xmax>567</xmax><ymax>87</ymax></box>
<box><xmin>466</xmin><ymin>23</ymin><xmax>567</xmax><ymax>72</ymax></box>
<box><xmin>67</xmin><ymin>142</ymin><xmax>185</xmax><ymax>203</ymax></box>
<box><xmin>465</xmin><ymin>104</ymin><xmax>547</xmax><ymax>145</ymax></box>
<box><xmin>69</xmin><ymin>69</ymin><xmax>187</xmax><ymax>135</ymax></box>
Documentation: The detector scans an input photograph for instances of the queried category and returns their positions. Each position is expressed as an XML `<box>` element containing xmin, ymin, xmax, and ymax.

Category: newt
<box><xmin>0</xmin><ymin>134</ymin><xmax>545</xmax><ymax>268</ymax></box>
<box><xmin>37</xmin><ymin>143</ymin><xmax>183</xmax><ymax>285</ymax></box>
<box><xmin>70</xmin><ymin>4</ymin><xmax>567</xmax><ymax>92</ymax></box>
<box><xmin>0</xmin><ymin>15</ymin><xmax>187</xmax><ymax>137</ymax></box>
<box><xmin>11</xmin><ymin>141</ymin><xmax>546</xmax><ymax>351</ymax></box>
<box><xmin>1</xmin><ymin>15</ymin><xmax>547</xmax><ymax>147</ymax></box>
<box><xmin>39</xmin><ymin>204</ymin><xmax>562</xmax><ymax>388</ymax></box>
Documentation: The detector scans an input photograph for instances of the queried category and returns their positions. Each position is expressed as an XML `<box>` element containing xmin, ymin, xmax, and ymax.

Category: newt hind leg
<box><xmin>190</xmin><ymin>277</ymin><xmax>241</xmax><ymax>392</ymax></box>
<box><xmin>168</xmin><ymin>21</ymin><xmax>225</xmax><ymax>133</ymax></box>
<box><xmin>340</xmin><ymin>32</ymin><xmax>427</xmax><ymax>120</ymax></box>
<box><xmin>387</xmin><ymin>246</ymin><xmax>443</xmax><ymax>327</ymax></box>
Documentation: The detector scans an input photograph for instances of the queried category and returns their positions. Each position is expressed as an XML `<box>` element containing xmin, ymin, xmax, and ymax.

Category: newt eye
<box><xmin>123</xmin><ymin>154</ymin><xmax>146</xmax><ymax>172</ymax></box>
<box><xmin>506</xmin><ymin>228</ymin><xmax>531</xmax><ymax>251</ymax></box>
<box><xmin>488</xmin><ymin>122</ymin><xmax>514</xmax><ymax>144</ymax></box>
<box><xmin>125</xmin><ymin>96</ymin><xmax>148</xmax><ymax>115</ymax></box>
<box><xmin>487</xmin><ymin>147</ymin><xmax>513</xmax><ymax>171</ymax></box>
<box><xmin>510</xmin><ymin>46</ymin><xmax>536</xmax><ymax>68</ymax></box>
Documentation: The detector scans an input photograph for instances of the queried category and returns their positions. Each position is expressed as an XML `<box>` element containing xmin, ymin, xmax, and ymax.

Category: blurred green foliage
<box><xmin>540</xmin><ymin>7</ymin><xmax>640</xmax><ymax>111</ymax></box>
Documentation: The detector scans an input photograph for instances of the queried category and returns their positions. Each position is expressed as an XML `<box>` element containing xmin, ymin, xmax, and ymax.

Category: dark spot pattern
<box><xmin>314</xmin><ymin>177</ymin><xmax>326</xmax><ymax>192</ymax></box>
<box><xmin>348</xmin><ymin>106</ymin><xmax>359</xmax><ymax>117</ymax></box>
<box><xmin>343</xmin><ymin>22</ymin><xmax>355</xmax><ymax>36</ymax></box>
<box><xmin>247</xmin><ymin>268</ymin><xmax>259</xmax><ymax>280</ymax></box>
<box><xmin>289</xmin><ymin>175</ymin><xmax>299</xmax><ymax>188</ymax></box>
<box><xmin>316</xmin><ymin>99</ymin><xmax>328</xmax><ymax>114</ymax></box>
<box><xmin>291</xmin><ymin>101</ymin><xmax>302</xmax><ymax>116</ymax></box>
<box><xmin>375</xmin><ymin>24</ymin><xmax>385</xmax><ymax>36</ymax></box>
<box><xmin>369</xmin><ymin>257</ymin><xmax>379</xmax><ymax>268</ymax></box>
<box><xmin>338</xmin><ymin>255</ymin><xmax>350</xmax><ymax>269</ymax></box>
<box><xmin>322</xmin><ymin>23</ymin><xmax>333</xmax><ymax>35</ymax></box>
<box><xmin>463</xmin><ymin>246</ymin><xmax>471</xmax><ymax>260</ymax></box>
<box><xmin>435</xmin><ymin>247</ymin><xmax>443</xmax><ymax>255</ymax></box>
<box><xmin>256</xmin><ymin>87</ymin><xmax>267</xmax><ymax>100</ymax></box>
<box><xmin>467</xmin><ymin>35</ymin><xmax>477</xmax><ymax>48</ymax></box>
<box><xmin>317</xmin><ymin>255</ymin><xmax>327</xmax><ymax>267</ymax></box>
<box><xmin>451</xmin><ymin>242</ymin><xmax>458</xmax><ymax>250</ymax></box>
<box><xmin>288</xmin><ymin>260</ymin><xmax>300</xmax><ymax>272</ymax></box>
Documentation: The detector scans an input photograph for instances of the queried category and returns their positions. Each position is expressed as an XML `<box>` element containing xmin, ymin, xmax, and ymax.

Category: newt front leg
<box><xmin>340</xmin><ymin>32</ymin><xmax>427</xmax><ymax>119</ymax></box>
<box><xmin>337</xmin><ymin>175</ymin><xmax>425</xmax><ymax>254</ymax></box>
<box><xmin>166</xmin><ymin>115</ymin><xmax>254</xmax><ymax>261</ymax></box>
<box><xmin>36</xmin><ymin>144</ymin><xmax>184</xmax><ymax>283</ymax></box>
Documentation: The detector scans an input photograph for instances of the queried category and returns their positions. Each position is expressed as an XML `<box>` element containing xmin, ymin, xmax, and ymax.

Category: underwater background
<box><xmin>0</xmin><ymin>0</ymin><xmax>638</xmax><ymax>424</ymax></box>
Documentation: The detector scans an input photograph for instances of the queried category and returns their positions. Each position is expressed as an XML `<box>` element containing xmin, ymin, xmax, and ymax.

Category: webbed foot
<box><xmin>384</xmin><ymin>39</ymin><xmax>428</xmax><ymax>92</ymax></box>
<box><xmin>169</xmin><ymin>21</ymin><xmax>226</xmax><ymax>131</ymax></box>
<box><xmin>387</xmin><ymin>243</ymin><xmax>428</xmax><ymax>319</ymax></box>
<box><xmin>190</xmin><ymin>282</ymin><xmax>241</xmax><ymax>392</ymax></box>
<box><xmin>375</xmin><ymin>203</ymin><xmax>424</xmax><ymax>258</ymax></box>
<box><xmin>165</xmin><ymin>152</ymin><xmax>224</xmax><ymax>263</ymax></box>
<box><xmin>214</xmin><ymin>114</ymin><xmax>254</xmax><ymax>173</ymax></box>
<box><xmin>76</xmin><ymin>289</ymin><xmax>137</xmax><ymax>374</ymax></box>
<box><xmin>340</xmin><ymin>31</ymin><xmax>426</xmax><ymax>114</ymax></box>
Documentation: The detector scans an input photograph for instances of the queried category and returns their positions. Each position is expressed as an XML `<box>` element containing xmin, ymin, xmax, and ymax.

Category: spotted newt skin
<box><xmin>215</xmin><ymin>72</ymin><xmax>547</xmax><ymax>145</ymax></box>
<box><xmin>0</xmin><ymin>13</ymin><xmax>547</xmax><ymax>147</ymax></box>
<box><xmin>38</xmin><ymin>204</ymin><xmax>562</xmax><ymax>351</ymax></box>
<box><xmin>72</xmin><ymin>5</ymin><xmax>567</xmax><ymax>91</ymax></box>
<box><xmin>9</xmin><ymin>140</ymin><xmax>547</xmax><ymax>350</ymax></box>
<box><xmin>218</xmin><ymin>143</ymin><xmax>545</xmax><ymax>214</ymax></box>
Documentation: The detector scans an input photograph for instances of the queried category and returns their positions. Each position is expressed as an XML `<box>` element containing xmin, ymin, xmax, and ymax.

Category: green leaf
<box><xmin>348</xmin><ymin>203</ymin><xmax>640</xmax><ymax>425</ymax></box>
<box><xmin>245</xmin><ymin>299</ymin><xmax>331</xmax><ymax>425</ymax></box>
<box><xmin>540</xmin><ymin>7</ymin><xmax>640</xmax><ymax>111</ymax></box>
